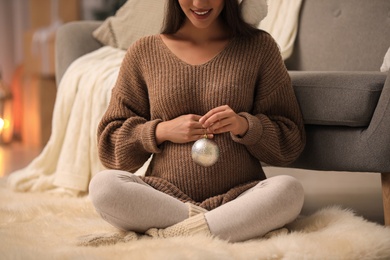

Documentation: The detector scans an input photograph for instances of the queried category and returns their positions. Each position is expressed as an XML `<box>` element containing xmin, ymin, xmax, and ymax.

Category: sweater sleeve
<box><xmin>97</xmin><ymin>42</ymin><xmax>161</xmax><ymax>172</ymax></box>
<box><xmin>231</xmin><ymin>34</ymin><xmax>306</xmax><ymax>166</ymax></box>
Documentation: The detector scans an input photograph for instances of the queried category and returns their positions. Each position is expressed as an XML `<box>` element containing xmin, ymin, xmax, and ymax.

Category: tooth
<box><xmin>195</xmin><ymin>10</ymin><xmax>209</xmax><ymax>15</ymax></box>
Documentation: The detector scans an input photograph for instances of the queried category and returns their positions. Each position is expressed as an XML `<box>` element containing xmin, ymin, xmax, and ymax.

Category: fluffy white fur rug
<box><xmin>1</xmin><ymin>178</ymin><xmax>389</xmax><ymax>260</ymax></box>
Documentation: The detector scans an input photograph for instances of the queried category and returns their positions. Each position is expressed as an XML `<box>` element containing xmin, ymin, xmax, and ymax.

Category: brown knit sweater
<box><xmin>97</xmin><ymin>31</ymin><xmax>305</xmax><ymax>210</ymax></box>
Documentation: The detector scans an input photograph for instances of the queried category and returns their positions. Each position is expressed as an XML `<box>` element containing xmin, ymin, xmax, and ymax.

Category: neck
<box><xmin>176</xmin><ymin>19</ymin><xmax>231</xmax><ymax>45</ymax></box>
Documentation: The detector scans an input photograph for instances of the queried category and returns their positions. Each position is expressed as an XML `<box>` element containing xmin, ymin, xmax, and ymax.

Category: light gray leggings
<box><xmin>89</xmin><ymin>170</ymin><xmax>304</xmax><ymax>242</ymax></box>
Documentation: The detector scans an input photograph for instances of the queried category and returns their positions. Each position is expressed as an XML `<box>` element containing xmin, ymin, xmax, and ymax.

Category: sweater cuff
<box><xmin>185</xmin><ymin>214</ymin><xmax>211</xmax><ymax>236</ymax></box>
<box><xmin>141</xmin><ymin>119</ymin><xmax>163</xmax><ymax>154</ymax></box>
<box><xmin>230</xmin><ymin>112</ymin><xmax>263</xmax><ymax>145</ymax></box>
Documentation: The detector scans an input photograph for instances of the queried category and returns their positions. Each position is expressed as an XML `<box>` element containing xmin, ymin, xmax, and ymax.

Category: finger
<box><xmin>188</xmin><ymin>114</ymin><xmax>203</xmax><ymax>124</ymax></box>
<box><xmin>202</xmin><ymin>112</ymin><xmax>230</xmax><ymax>128</ymax></box>
<box><xmin>195</xmin><ymin>133</ymin><xmax>214</xmax><ymax>140</ymax></box>
<box><xmin>210</xmin><ymin>124</ymin><xmax>232</xmax><ymax>134</ymax></box>
<box><xmin>206</xmin><ymin>117</ymin><xmax>230</xmax><ymax>132</ymax></box>
<box><xmin>192</xmin><ymin>128</ymin><xmax>214</xmax><ymax>140</ymax></box>
<box><xmin>190</xmin><ymin>118</ymin><xmax>206</xmax><ymax>130</ymax></box>
<box><xmin>214</xmin><ymin>123</ymin><xmax>230</xmax><ymax>134</ymax></box>
<box><xmin>199</xmin><ymin>106</ymin><xmax>228</xmax><ymax>124</ymax></box>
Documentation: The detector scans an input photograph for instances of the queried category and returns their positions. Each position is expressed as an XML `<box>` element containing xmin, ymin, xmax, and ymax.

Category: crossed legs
<box><xmin>89</xmin><ymin>170</ymin><xmax>304</xmax><ymax>242</ymax></box>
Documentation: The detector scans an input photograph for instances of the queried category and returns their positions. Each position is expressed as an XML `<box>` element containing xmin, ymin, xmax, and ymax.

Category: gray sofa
<box><xmin>55</xmin><ymin>0</ymin><xmax>390</xmax><ymax>225</ymax></box>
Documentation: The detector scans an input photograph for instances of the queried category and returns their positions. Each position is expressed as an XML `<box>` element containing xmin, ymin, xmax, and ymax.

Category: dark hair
<box><xmin>161</xmin><ymin>0</ymin><xmax>259</xmax><ymax>37</ymax></box>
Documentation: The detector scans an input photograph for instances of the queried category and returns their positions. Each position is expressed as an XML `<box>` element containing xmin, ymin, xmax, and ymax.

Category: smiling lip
<box><xmin>191</xmin><ymin>9</ymin><xmax>212</xmax><ymax>18</ymax></box>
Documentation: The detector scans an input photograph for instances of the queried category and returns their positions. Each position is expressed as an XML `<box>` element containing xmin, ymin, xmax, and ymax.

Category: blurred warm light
<box><xmin>0</xmin><ymin>118</ymin><xmax>10</xmax><ymax>130</ymax></box>
<box><xmin>0</xmin><ymin>88</ymin><xmax>14</xmax><ymax>144</ymax></box>
<box><xmin>0</xmin><ymin>118</ymin><xmax>4</xmax><ymax>131</ymax></box>
<box><xmin>0</xmin><ymin>117</ymin><xmax>13</xmax><ymax>143</ymax></box>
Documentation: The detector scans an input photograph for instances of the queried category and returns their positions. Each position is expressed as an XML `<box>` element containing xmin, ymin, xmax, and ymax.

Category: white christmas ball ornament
<box><xmin>191</xmin><ymin>138</ymin><xmax>220</xmax><ymax>167</ymax></box>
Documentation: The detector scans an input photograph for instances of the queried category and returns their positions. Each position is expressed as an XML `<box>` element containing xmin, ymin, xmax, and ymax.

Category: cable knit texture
<box><xmin>97</xmin><ymin>31</ymin><xmax>305</xmax><ymax>209</ymax></box>
<box><xmin>186</xmin><ymin>203</ymin><xmax>209</xmax><ymax>217</ymax></box>
<box><xmin>145</xmin><ymin>214</ymin><xmax>211</xmax><ymax>238</ymax></box>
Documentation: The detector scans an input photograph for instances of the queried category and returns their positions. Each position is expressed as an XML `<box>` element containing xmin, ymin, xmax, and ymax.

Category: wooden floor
<box><xmin>0</xmin><ymin>142</ymin><xmax>41</xmax><ymax>177</ymax></box>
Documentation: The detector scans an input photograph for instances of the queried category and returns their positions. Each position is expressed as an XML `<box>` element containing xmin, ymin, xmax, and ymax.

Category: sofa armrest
<box><xmin>55</xmin><ymin>21</ymin><xmax>103</xmax><ymax>86</ymax></box>
<box><xmin>289</xmin><ymin>71</ymin><xmax>387</xmax><ymax>127</ymax></box>
<box><xmin>289</xmin><ymin>70</ymin><xmax>390</xmax><ymax>173</ymax></box>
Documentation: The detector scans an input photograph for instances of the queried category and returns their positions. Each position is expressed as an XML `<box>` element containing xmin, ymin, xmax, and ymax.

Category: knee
<box><xmin>279</xmin><ymin>175</ymin><xmax>304</xmax><ymax>196</ymax></box>
<box><xmin>277</xmin><ymin>175</ymin><xmax>305</xmax><ymax>218</ymax></box>
<box><xmin>89</xmin><ymin>170</ymin><xmax>115</xmax><ymax>197</ymax></box>
<box><xmin>88</xmin><ymin>170</ymin><xmax>134</xmax><ymax>211</ymax></box>
<box><xmin>89</xmin><ymin>170</ymin><xmax>116</xmax><ymax>209</ymax></box>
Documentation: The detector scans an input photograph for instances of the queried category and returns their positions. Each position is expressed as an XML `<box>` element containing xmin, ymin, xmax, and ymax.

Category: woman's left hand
<box><xmin>199</xmin><ymin>105</ymin><xmax>249</xmax><ymax>136</ymax></box>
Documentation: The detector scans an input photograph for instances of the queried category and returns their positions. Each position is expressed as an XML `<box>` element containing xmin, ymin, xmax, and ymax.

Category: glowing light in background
<box><xmin>0</xmin><ymin>118</ymin><xmax>4</xmax><ymax>131</ymax></box>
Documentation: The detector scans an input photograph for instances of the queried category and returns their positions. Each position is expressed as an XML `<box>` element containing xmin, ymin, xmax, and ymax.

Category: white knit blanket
<box><xmin>7</xmin><ymin>46</ymin><xmax>126</xmax><ymax>195</ymax></box>
<box><xmin>381</xmin><ymin>47</ymin><xmax>390</xmax><ymax>72</ymax></box>
<box><xmin>260</xmin><ymin>0</ymin><xmax>302</xmax><ymax>60</ymax></box>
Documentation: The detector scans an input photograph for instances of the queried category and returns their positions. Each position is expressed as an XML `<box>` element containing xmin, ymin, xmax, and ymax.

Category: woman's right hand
<box><xmin>155</xmin><ymin>114</ymin><xmax>214</xmax><ymax>145</ymax></box>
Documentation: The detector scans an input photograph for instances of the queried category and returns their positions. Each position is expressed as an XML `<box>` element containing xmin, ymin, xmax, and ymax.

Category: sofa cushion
<box><xmin>92</xmin><ymin>0</ymin><xmax>166</xmax><ymax>49</ymax></box>
<box><xmin>290</xmin><ymin>71</ymin><xmax>386</xmax><ymax>127</ymax></box>
<box><xmin>286</xmin><ymin>0</ymin><xmax>390</xmax><ymax>71</ymax></box>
